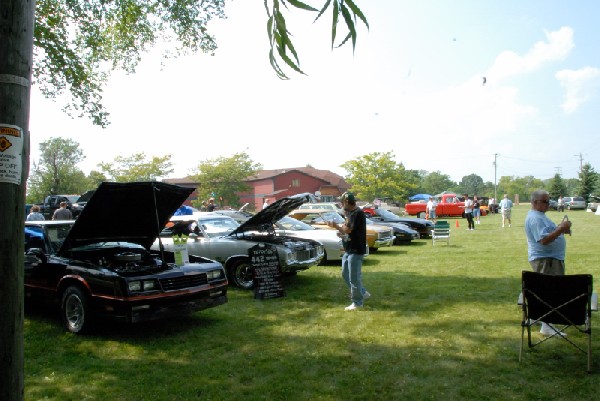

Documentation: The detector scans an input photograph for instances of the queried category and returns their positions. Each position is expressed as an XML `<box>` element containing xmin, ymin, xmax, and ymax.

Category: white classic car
<box><xmin>154</xmin><ymin>193</ymin><xmax>325</xmax><ymax>289</ymax></box>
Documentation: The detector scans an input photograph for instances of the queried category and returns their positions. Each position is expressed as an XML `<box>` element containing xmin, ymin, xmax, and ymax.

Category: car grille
<box><xmin>160</xmin><ymin>274</ymin><xmax>208</xmax><ymax>291</ymax></box>
<box><xmin>296</xmin><ymin>248</ymin><xmax>320</xmax><ymax>261</ymax></box>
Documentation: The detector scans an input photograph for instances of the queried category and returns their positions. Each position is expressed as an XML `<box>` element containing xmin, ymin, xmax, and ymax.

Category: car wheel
<box><xmin>228</xmin><ymin>259</ymin><xmax>255</xmax><ymax>290</ymax></box>
<box><xmin>417</xmin><ymin>212</ymin><xmax>426</xmax><ymax>219</ymax></box>
<box><xmin>61</xmin><ymin>286</ymin><xmax>93</xmax><ymax>334</ymax></box>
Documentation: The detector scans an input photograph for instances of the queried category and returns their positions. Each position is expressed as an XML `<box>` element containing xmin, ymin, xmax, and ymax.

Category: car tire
<box><xmin>61</xmin><ymin>286</ymin><xmax>93</xmax><ymax>334</ymax></box>
<box><xmin>228</xmin><ymin>259</ymin><xmax>255</xmax><ymax>290</ymax></box>
<box><xmin>417</xmin><ymin>212</ymin><xmax>426</xmax><ymax>219</ymax></box>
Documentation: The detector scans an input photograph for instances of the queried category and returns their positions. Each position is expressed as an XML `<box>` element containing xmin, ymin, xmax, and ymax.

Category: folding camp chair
<box><xmin>431</xmin><ymin>221</ymin><xmax>450</xmax><ymax>245</ymax></box>
<box><xmin>519</xmin><ymin>271</ymin><xmax>594</xmax><ymax>373</ymax></box>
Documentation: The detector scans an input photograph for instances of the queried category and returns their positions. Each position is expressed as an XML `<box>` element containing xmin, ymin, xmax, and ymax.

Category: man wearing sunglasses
<box><xmin>525</xmin><ymin>189</ymin><xmax>573</xmax><ymax>336</ymax></box>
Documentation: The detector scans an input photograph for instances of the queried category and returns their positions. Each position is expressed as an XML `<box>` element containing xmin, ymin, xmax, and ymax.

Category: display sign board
<box><xmin>0</xmin><ymin>124</ymin><xmax>23</xmax><ymax>185</ymax></box>
<box><xmin>250</xmin><ymin>243</ymin><xmax>285</xmax><ymax>299</ymax></box>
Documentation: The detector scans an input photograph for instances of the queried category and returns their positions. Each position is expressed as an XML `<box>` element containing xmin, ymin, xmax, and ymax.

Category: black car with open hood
<box><xmin>24</xmin><ymin>181</ymin><xmax>228</xmax><ymax>334</ymax></box>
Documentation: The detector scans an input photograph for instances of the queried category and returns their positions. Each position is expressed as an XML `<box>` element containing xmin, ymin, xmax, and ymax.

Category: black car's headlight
<box><xmin>206</xmin><ymin>269</ymin><xmax>224</xmax><ymax>280</ymax></box>
<box><xmin>128</xmin><ymin>279</ymin><xmax>157</xmax><ymax>292</ymax></box>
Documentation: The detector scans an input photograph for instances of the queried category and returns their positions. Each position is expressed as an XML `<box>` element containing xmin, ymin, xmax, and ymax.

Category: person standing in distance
<box><xmin>500</xmin><ymin>194</ymin><xmax>513</xmax><ymax>227</ymax></box>
<box><xmin>26</xmin><ymin>204</ymin><xmax>45</xmax><ymax>221</ymax></box>
<box><xmin>525</xmin><ymin>189</ymin><xmax>572</xmax><ymax>336</ymax></box>
<box><xmin>463</xmin><ymin>194</ymin><xmax>475</xmax><ymax>230</ymax></box>
<box><xmin>327</xmin><ymin>192</ymin><xmax>369</xmax><ymax>311</ymax></box>
<box><xmin>52</xmin><ymin>201</ymin><xmax>73</xmax><ymax>220</ymax></box>
<box><xmin>472</xmin><ymin>196</ymin><xmax>481</xmax><ymax>224</ymax></box>
<box><xmin>426</xmin><ymin>196</ymin><xmax>437</xmax><ymax>224</ymax></box>
<box><xmin>207</xmin><ymin>198</ymin><xmax>217</xmax><ymax>212</ymax></box>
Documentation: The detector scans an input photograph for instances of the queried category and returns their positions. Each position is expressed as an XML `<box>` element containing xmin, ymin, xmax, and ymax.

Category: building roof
<box><xmin>163</xmin><ymin>166</ymin><xmax>349</xmax><ymax>188</ymax></box>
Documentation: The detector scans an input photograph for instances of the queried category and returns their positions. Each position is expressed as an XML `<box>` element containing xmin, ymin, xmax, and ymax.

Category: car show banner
<box><xmin>250</xmin><ymin>243</ymin><xmax>285</xmax><ymax>299</ymax></box>
<box><xmin>0</xmin><ymin>124</ymin><xmax>23</xmax><ymax>185</ymax></box>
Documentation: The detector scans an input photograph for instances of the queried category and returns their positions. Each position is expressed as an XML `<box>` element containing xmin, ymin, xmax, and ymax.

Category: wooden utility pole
<box><xmin>0</xmin><ymin>1</ymin><xmax>36</xmax><ymax>400</ymax></box>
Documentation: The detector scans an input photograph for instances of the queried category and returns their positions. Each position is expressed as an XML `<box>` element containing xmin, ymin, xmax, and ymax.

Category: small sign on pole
<box><xmin>0</xmin><ymin>124</ymin><xmax>23</xmax><ymax>185</ymax></box>
<box><xmin>250</xmin><ymin>243</ymin><xmax>285</xmax><ymax>299</ymax></box>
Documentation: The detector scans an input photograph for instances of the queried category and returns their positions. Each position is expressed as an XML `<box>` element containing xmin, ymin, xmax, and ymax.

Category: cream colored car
<box><xmin>288</xmin><ymin>208</ymin><xmax>393</xmax><ymax>251</ymax></box>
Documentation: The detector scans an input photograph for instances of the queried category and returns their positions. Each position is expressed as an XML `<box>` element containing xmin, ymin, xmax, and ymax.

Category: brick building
<box><xmin>163</xmin><ymin>166</ymin><xmax>350</xmax><ymax>211</ymax></box>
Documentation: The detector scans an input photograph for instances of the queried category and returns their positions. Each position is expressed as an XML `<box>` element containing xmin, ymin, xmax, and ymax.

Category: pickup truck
<box><xmin>403</xmin><ymin>193</ymin><xmax>488</xmax><ymax>218</ymax></box>
<box><xmin>36</xmin><ymin>194</ymin><xmax>85</xmax><ymax>219</ymax></box>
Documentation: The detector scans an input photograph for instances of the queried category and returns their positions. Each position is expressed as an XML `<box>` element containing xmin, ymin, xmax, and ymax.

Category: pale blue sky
<box><xmin>29</xmin><ymin>1</ymin><xmax>600</xmax><ymax>184</ymax></box>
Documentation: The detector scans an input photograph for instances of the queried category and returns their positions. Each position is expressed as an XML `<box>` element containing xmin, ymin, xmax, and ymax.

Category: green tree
<box><xmin>457</xmin><ymin>174</ymin><xmax>484</xmax><ymax>196</ymax></box>
<box><xmin>97</xmin><ymin>153</ymin><xmax>174</xmax><ymax>182</ymax></box>
<box><xmin>548</xmin><ymin>173</ymin><xmax>567</xmax><ymax>199</ymax></box>
<box><xmin>577</xmin><ymin>163</ymin><xmax>597</xmax><ymax>199</ymax></box>
<box><xmin>422</xmin><ymin>171</ymin><xmax>455</xmax><ymax>195</ymax></box>
<box><xmin>496</xmin><ymin>175</ymin><xmax>544</xmax><ymax>203</ymax></box>
<box><xmin>267</xmin><ymin>0</ymin><xmax>368</xmax><ymax>79</ymax></box>
<box><xmin>87</xmin><ymin>170</ymin><xmax>108</xmax><ymax>189</ymax></box>
<box><xmin>26</xmin><ymin>137</ymin><xmax>89</xmax><ymax>203</ymax></box>
<box><xmin>404</xmin><ymin>169</ymin><xmax>427</xmax><ymax>195</ymax></box>
<box><xmin>31</xmin><ymin>0</ymin><xmax>368</xmax><ymax>126</ymax></box>
<box><xmin>189</xmin><ymin>152</ymin><xmax>262</xmax><ymax>209</ymax></box>
<box><xmin>341</xmin><ymin>152</ymin><xmax>415</xmax><ymax>202</ymax></box>
<box><xmin>564</xmin><ymin>178</ymin><xmax>580</xmax><ymax>196</ymax></box>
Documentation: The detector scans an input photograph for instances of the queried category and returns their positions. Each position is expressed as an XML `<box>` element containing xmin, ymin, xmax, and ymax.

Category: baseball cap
<box><xmin>340</xmin><ymin>192</ymin><xmax>356</xmax><ymax>202</ymax></box>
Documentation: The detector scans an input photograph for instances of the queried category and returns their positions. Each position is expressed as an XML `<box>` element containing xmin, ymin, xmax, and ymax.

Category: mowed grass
<box><xmin>24</xmin><ymin>205</ymin><xmax>600</xmax><ymax>401</ymax></box>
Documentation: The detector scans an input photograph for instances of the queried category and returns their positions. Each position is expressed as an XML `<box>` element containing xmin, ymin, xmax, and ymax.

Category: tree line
<box><xmin>28</xmin><ymin>141</ymin><xmax>599</xmax><ymax>208</ymax></box>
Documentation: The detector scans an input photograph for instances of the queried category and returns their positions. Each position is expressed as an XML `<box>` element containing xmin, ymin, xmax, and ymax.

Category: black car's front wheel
<box><xmin>61</xmin><ymin>286</ymin><xmax>93</xmax><ymax>334</ymax></box>
<box><xmin>228</xmin><ymin>259</ymin><xmax>255</xmax><ymax>290</ymax></box>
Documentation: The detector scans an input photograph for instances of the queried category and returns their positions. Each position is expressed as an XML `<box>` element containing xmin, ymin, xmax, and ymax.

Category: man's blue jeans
<box><xmin>342</xmin><ymin>252</ymin><xmax>365</xmax><ymax>306</ymax></box>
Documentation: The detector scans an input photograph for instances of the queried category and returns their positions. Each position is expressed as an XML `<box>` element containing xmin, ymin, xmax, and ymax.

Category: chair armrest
<box><xmin>518</xmin><ymin>291</ymin><xmax>597</xmax><ymax>311</ymax></box>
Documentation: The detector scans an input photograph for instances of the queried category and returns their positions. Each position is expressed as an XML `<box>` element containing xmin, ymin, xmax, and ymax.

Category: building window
<box><xmin>291</xmin><ymin>179</ymin><xmax>300</xmax><ymax>187</ymax></box>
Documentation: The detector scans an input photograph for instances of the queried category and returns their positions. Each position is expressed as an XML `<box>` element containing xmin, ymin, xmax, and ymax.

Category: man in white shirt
<box><xmin>464</xmin><ymin>194</ymin><xmax>475</xmax><ymax>230</ymax></box>
<box><xmin>426</xmin><ymin>197</ymin><xmax>437</xmax><ymax>223</ymax></box>
<box><xmin>500</xmin><ymin>194</ymin><xmax>513</xmax><ymax>227</ymax></box>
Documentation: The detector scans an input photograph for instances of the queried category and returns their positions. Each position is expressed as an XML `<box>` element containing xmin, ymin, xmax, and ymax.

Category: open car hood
<box><xmin>229</xmin><ymin>193</ymin><xmax>314</xmax><ymax>236</ymax></box>
<box><xmin>76</xmin><ymin>189</ymin><xmax>95</xmax><ymax>203</ymax></box>
<box><xmin>58</xmin><ymin>182</ymin><xmax>193</xmax><ymax>255</ymax></box>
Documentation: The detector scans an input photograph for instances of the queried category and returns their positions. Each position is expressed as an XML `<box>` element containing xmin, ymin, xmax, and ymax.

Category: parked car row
<box><xmin>155</xmin><ymin>194</ymin><xmax>326</xmax><ymax>290</ymax></box>
<box><xmin>22</xmin><ymin>185</ymin><xmax>436</xmax><ymax>335</ymax></box>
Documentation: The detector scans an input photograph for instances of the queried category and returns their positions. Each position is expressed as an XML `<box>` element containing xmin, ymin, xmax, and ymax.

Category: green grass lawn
<box><xmin>24</xmin><ymin>205</ymin><xmax>600</xmax><ymax>401</ymax></box>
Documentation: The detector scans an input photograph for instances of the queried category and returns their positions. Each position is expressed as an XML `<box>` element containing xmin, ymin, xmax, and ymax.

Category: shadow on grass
<box><xmin>25</xmin><ymin>279</ymin><xmax>598</xmax><ymax>401</ymax></box>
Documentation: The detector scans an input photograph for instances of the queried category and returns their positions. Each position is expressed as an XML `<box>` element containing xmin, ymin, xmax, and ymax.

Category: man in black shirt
<box><xmin>328</xmin><ymin>192</ymin><xmax>369</xmax><ymax>310</ymax></box>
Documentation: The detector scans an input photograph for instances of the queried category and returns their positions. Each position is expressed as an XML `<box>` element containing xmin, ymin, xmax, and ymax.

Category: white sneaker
<box><xmin>509</xmin><ymin>224</ymin><xmax>511</xmax><ymax>228</ymax></box>
<box><xmin>540</xmin><ymin>323</ymin><xmax>566</xmax><ymax>337</ymax></box>
<box><xmin>363</xmin><ymin>291</ymin><xmax>371</xmax><ymax>300</ymax></box>
<box><xmin>344</xmin><ymin>303</ymin><xmax>362</xmax><ymax>311</ymax></box>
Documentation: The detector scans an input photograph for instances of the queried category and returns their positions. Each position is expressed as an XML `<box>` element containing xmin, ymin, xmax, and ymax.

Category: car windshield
<box><xmin>44</xmin><ymin>223</ymin><xmax>73</xmax><ymax>253</ymax></box>
<box><xmin>375</xmin><ymin>209</ymin><xmax>400</xmax><ymax>219</ymax></box>
<box><xmin>198</xmin><ymin>217</ymin><xmax>240</xmax><ymax>237</ymax></box>
<box><xmin>163</xmin><ymin>216</ymin><xmax>239</xmax><ymax>238</ymax></box>
<box><xmin>276</xmin><ymin>216</ymin><xmax>315</xmax><ymax>231</ymax></box>
<box><xmin>66</xmin><ymin>195</ymin><xmax>80</xmax><ymax>203</ymax></box>
<box><xmin>299</xmin><ymin>203</ymin><xmax>339</xmax><ymax>211</ymax></box>
<box><xmin>296</xmin><ymin>211</ymin><xmax>344</xmax><ymax>224</ymax></box>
